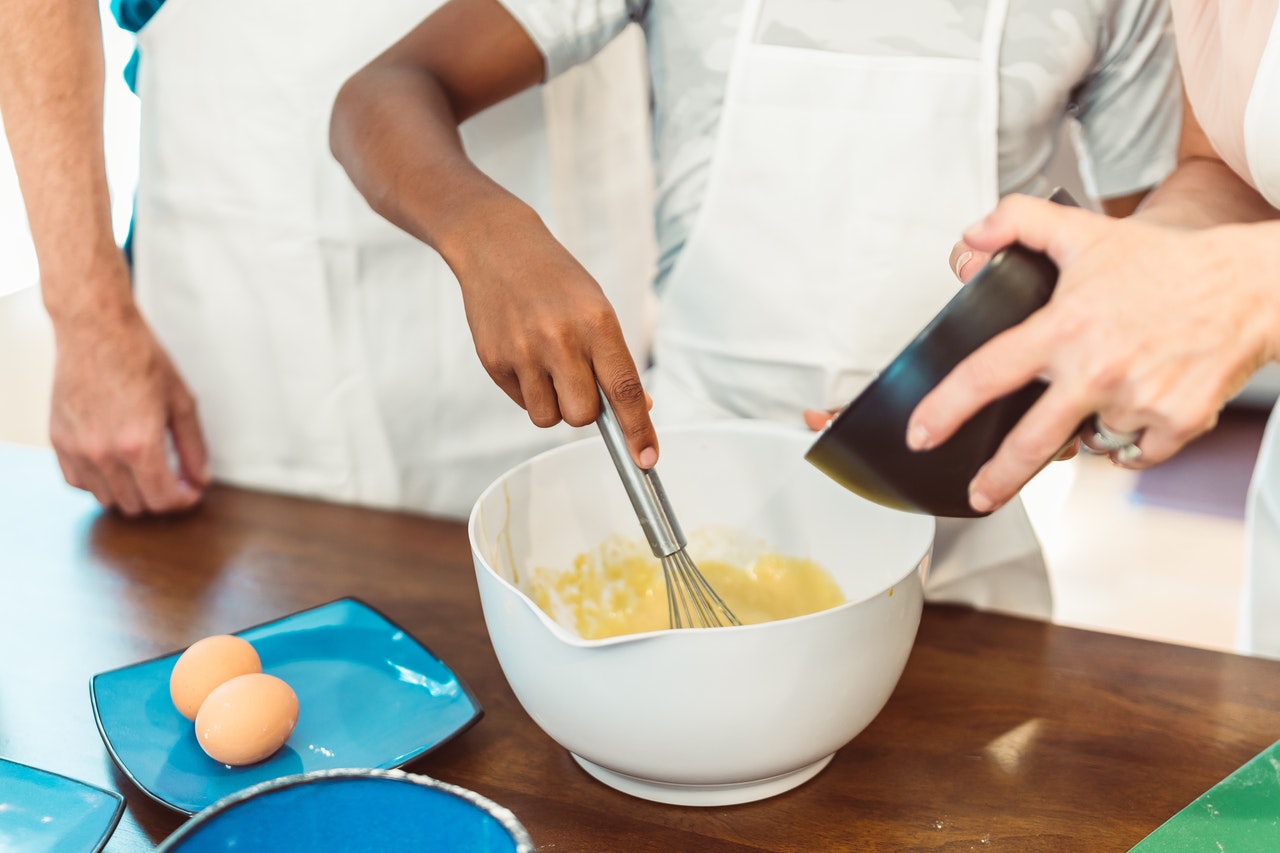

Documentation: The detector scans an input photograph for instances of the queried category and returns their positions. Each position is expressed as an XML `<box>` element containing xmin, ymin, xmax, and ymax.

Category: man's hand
<box><xmin>1</xmin><ymin>0</ymin><xmax>209</xmax><ymax>512</ymax></box>
<box><xmin>49</xmin><ymin>270</ymin><xmax>209</xmax><ymax>516</ymax></box>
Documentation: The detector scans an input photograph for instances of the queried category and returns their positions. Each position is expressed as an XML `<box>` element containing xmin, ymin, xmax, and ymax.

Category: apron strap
<box><xmin>977</xmin><ymin>0</ymin><xmax>1012</xmax><ymax>198</ymax></box>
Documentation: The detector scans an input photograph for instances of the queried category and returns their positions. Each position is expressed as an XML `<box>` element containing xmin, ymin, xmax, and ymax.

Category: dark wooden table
<box><xmin>4</xmin><ymin>442</ymin><xmax>1279</xmax><ymax>852</ymax></box>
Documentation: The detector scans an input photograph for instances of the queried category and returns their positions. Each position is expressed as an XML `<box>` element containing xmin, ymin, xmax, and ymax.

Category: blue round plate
<box><xmin>0</xmin><ymin>758</ymin><xmax>125</xmax><ymax>853</ymax></box>
<box><xmin>155</xmin><ymin>769</ymin><xmax>532</xmax><ymax>853</ymax></box>
<box><xmin>90</xmin><ymin>598</ymin><xmax>482</xmax><ymax>814</ymax></box>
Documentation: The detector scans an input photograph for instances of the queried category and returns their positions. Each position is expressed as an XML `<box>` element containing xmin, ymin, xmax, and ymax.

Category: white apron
<box><xmin>645</xmin><ymin>0</ymin><xmax>1052</xmax><ymax>618</ymax></box>
<box><xmin>130</xmin><ymin>3</ymin><xmax>655</xmax><ymax>519</ymax></box>
<box><xmin>1237</xmin><ymin>9</ymin><xmax>1280</xmax><ymax>657</ymax></box>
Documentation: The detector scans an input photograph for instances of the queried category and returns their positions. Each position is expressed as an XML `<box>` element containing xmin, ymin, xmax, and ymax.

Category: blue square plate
<box><xmin>90</xmin><ymin>598</ymin><xmax>482</xmax><ymax>814</ymax></box>
<box><xmin>0</xmin><ymin>758</ymin><xmax>125</xmax><ymax>853</ymax></box>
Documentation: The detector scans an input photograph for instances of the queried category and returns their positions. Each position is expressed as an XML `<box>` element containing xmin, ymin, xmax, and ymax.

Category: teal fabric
<box><xmin>108</xmin><ymin>0</ymin><xmax>161</xmax><ymax>258</ymax></box>
<box><xmin>109</xmin><ymin>0</ymin><xmax>166</xmax><ymax>92</ymax></box>
<box><xmin>110</xmin><ymin>0</ymin><xmax>165</xmax><ymax>31</ymax></box>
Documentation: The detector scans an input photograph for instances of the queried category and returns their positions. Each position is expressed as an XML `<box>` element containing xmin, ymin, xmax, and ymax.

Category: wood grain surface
<box><xmin>3</xmin><ymin>443</ymin><xmax>1278</xmax><ymax>852</ymax></box>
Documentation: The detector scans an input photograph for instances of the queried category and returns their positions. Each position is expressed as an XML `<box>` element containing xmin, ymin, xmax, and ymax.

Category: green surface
<box><xmin>1130</xmin><ymin>740</ymin><xmax>1280</xmax><ymax>851</ymax></box>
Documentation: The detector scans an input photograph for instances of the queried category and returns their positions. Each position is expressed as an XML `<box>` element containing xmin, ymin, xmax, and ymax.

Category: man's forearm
<box><xmin>0</xmin><ymin>0</ymin><xmax>131</xmax><ymax>325</ymax></box>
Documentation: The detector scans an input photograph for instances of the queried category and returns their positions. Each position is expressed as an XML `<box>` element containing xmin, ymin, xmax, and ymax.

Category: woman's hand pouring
<box><xmin>908</xmin><ymin>194</ymin><xmax>1279</xmax><ymax>514</ymax></box>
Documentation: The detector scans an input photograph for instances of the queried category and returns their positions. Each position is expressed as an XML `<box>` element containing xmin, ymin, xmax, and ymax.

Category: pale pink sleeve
<box><xmin>1170</xmin><ymin>0</ymin><xmax>1278</xmax><ymax>190</ymax></box>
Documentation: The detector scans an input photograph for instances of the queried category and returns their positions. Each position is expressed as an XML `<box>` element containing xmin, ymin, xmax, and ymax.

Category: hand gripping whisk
<box><xmin>595</xmin><ymin>388</ymin><xmax>741</xmax><ymax>630</ymax></box>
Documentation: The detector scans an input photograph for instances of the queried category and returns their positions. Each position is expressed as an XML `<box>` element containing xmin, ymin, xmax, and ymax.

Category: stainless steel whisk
<box><xmin>595</xmin><ymin>388</ymin><xmax>741</xmax><ymax>630</ymax></box>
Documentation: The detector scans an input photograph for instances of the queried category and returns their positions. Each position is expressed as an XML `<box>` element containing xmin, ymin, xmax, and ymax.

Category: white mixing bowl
<box><xmin>468</xmin><ymin>420</ymin><xmax>934</xmax><ymax>807</ymax></box>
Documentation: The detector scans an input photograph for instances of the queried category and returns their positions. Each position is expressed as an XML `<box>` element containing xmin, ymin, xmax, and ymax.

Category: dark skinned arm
<box><xmin>329</xmin><ymin>0</ymin><xmax>658</xmax><ymax>469</ymax></box>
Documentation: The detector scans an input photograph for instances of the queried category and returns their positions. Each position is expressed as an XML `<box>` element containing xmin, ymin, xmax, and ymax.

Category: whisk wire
<box><xmin>664</xmin><ymin>548</ymin><xmax>741</xmax><ymax>629</ymax></box>
<box><xmin>660</xmin><ymin>561</ymin><xmax>681</xmax><ymax>629</ymax></box>
<box><xmin>595</xmin><ymin>387</ymin><xmax>741</xmax><ymax>630</ymax></box>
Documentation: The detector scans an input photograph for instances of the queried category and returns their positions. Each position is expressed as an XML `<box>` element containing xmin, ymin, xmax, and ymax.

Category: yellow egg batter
<box><xmin>524</xmin><ymin>535</ymin><xmax>845</xmax><ymax>639</ymax></box>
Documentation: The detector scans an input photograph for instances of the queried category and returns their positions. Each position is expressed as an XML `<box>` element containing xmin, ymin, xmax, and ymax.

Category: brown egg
<box><xmin>194</xmin><ymin>673</ymin><xmax>299</xmax><ymax>766</ymax></box>
<box><xmin>169</xmin><ymin>634</ymin><xmax>262</xmax><ymax>720</ymax></box>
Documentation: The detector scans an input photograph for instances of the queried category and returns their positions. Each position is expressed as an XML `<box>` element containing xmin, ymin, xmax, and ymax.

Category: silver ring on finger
<box><xmin>1088</xmin><ymin>415</ymin><xmax>1143</xmax><ymax>452</ymax></box>
<box><xmin>1111</xmin><ymin>442</ymin><xmax>1143</xmax><ymax>465</ymax></box>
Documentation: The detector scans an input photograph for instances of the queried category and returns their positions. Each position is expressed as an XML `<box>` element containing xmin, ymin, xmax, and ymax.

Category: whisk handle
<box><xmin>595</xmin><ymin>387</ymin><xmax>686</xmax><ymax>558</ymax></box>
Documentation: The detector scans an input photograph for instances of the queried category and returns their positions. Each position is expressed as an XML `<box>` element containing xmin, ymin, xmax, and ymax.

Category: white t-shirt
<box><xmin>499</xmin><ymin>0</ymin><xmax>1181</xmax><ymax>285</ymax></box>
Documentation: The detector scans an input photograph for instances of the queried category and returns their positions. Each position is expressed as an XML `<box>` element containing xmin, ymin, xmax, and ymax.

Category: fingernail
<box><xmin>639</xmin><ymin>447</ymin><xmax>658</xmax><ymax>469</ymax></box>
<box><xmin>969</xmin><ymin>483</ymin><xmax>995</xmax><ymax>513</ymax></box>
<box><xmin>907</xmin><ymin>423</ymin><xmax>933</xmax><ymax>451</ymax></box>
<box><xmin>953</xmin><ymin>251</ymin><xmax>973</xmax><ymax>278</ymax></box>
